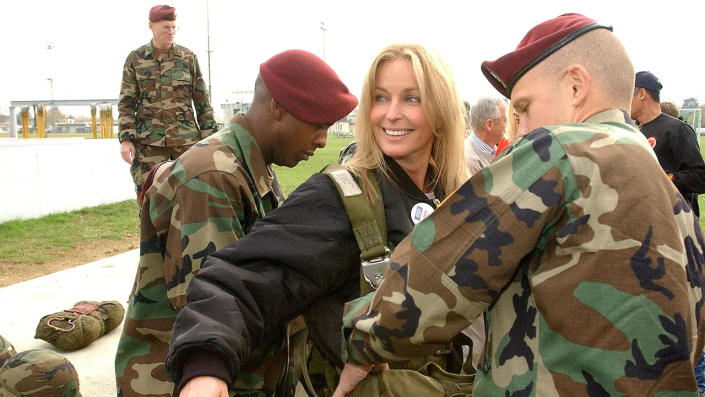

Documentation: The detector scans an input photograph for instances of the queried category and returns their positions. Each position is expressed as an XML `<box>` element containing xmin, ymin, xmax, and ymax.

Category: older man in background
<box><xmin>464</xmin><ymin>97</ymin><xmax>506</xmax><ymax>175</ymax></box>
<box><xmin>118</xmin><ymin>5</ymin><xmax>217</xmax><ymax>198</ymax></box>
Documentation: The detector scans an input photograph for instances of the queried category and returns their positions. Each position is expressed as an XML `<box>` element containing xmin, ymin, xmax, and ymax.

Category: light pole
<box><xmin>46</xmin><ymin>42</ymin><xmax>55</xmax><ymax>104</ymax></box>
<box><xmin>206</xmin><ymin>0</ymin><xmax>213</xmax><ymax>102</ymax></box>
<box><xmin>320</xmin><ymin>21</ymin><xmax>327</xmax><ymax>61</ymax></box>
<box><xmin>46</xmin><ymin>78</ymin><xmax>54</xmax><ymax>102</ymax></box>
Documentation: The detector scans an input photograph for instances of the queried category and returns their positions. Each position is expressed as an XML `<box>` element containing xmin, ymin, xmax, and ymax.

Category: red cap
<box><xmin>149</xmin><ymin>5</ymin><xmax>176</xmax><ymax>22</ymax></box>
<box><xmin>481</xmin><ymin>13</ymin><xmax>611</xmax><ymax>98</ymax></box>
<box><xmin>260</xmin><ymin>50</ymin><xmax>358</xmax><ymax>124</ymax></box>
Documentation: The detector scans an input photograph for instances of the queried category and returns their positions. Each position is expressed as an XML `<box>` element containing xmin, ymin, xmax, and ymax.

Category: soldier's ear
<box><xmin>270</xmin><ymin>98</ymin><xmax>285</xmax><ymax>121</ymax></box>
<box><xmin>565</xmin><ymin>64</ymin><xmax>590</xmax><ymax>107</ymax></box>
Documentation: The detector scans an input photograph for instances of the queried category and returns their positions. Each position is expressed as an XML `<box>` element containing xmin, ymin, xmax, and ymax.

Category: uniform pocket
<box><xmin>135</xmin><ymin>66</ymin><xmax>157</xmax><ymax>99</ymax></box>
<box><xmin>171</xmin><ymin>68</ymin><xmax>192</xmax><ymax>98</ymax></box>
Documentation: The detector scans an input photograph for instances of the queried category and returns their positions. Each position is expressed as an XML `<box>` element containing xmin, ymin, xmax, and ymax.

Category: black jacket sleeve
<box><xmin>670</xmin><ymin>124</ymin><xmax>705</xmax><ymax>194</ymax></box>
<box><xmin>165</xmin><ymin>173</ymin><xmax>360</xmax><ymax>387</ymax></box>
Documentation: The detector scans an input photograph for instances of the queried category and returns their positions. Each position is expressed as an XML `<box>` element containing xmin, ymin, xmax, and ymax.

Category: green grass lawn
<box><xmin>0</xmin><ymin>200</ymin><xmax>139</xmax><ymax>264</ymax></box>
<box><xmin>698</xmin><ymin>136</ymin><xmax>705</xmax><ymax>232</ymax></box>
<box><xmin>274</xmin><ymin>135</ymin><xmax>352</xmax><ymax>194</ymax></box>
<box><xmin>0</xmin><ymin>135</ymin><xmax>353</xmax><ymax>264</ymax></box>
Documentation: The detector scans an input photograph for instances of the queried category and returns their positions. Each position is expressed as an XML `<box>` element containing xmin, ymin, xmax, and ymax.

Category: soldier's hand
<box><xmin>332</xmin><ymin>363</ymin><xmax>388</xmax><ymax>397</ymax></box>
<box><xmin>120</xmin><ymin>140</ymin><xmax>136</xmax><ymax>164</ymax></box>
<box><xmin>179</xmin><ymin>376</ymin><xmax>228</xmax><ymax>397</ymax></box>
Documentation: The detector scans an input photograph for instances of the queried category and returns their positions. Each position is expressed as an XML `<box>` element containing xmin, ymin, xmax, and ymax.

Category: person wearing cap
<box><xmin>118</xmin><ymin>4</ymin><xmax>218</xmax><ymax>198</ymax></box>
<box><xmin>0</xmin><ymin>349</ymin><xmax>81</xmax><ymax>397</ymax></box>
<box><xmin>335</xmin><ymin>13</ymin><xmax>705</xmax><ymax>396</ymax></box>
<box><xmin>631</xmin><ymin>70</ymin><xmax>705</xmax><ymax>217</ymax></box>
<box><xmin>165</xmin><ymin>43</ymin><xmax>470</xmax><ymax>397</ymax></box>
<box><xmin>115</xmin><ymin>49</ymin><xmax>357</xmax><ymax>397</ymax></box>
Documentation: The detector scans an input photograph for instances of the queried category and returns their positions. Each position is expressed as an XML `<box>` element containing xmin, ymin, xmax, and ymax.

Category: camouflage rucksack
<box><xmin>289</xmin><ymin>164</ymin><xmax>473</xmax><ymax>397</ymax></box>
<box><xmin>0</xmin><ymin>349</ymin><xmax>81</xmax><ymax>397</ymax></box>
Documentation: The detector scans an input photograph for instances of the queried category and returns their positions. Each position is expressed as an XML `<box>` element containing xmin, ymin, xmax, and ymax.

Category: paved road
<box><xmin>0</xmin><ymin>249</ymin><xmax>139</xmax><ymax>396</ymax></box>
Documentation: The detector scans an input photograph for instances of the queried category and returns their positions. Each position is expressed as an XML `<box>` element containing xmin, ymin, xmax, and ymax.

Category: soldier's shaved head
<box><xmin>540</xmin><ymin>28</ymin><xmax>634</xmax><ymax>109</ymax></box>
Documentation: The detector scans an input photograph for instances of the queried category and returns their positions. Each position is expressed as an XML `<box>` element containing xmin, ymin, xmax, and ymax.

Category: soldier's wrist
<box><xmin>178</xmin><ymin>349</ymin><xmax>232</xmax><ymax>393</ymax></box>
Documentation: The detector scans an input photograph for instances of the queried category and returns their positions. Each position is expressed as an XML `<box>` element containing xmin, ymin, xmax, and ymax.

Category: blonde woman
<box><xmin>166</xmin><ymin>43</ymin><xmax>469</xmax><ymax>397</ymax></box>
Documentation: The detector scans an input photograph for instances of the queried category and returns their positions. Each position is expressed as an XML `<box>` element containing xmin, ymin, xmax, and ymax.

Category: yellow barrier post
<box><xmin>20</xmin><ymin>107</ymin><xmax>30</xmax><ymax>138</ymax></box>
<box><xmin>33</xmin><ymin>104</ymin><xmax>46</xmax><ymax>138</ymax></box>
<box><xmin>108</xmin><ymin>106</ymin><xmax>114</xmax><ymax>138</ymax></box>
<box><xmin>99</xmin><ymin>106</ymin><xmax>106</xmax><ymax>139</ymax></box>
<box><xmin>103</xmin><ymin>105</ymin><xmax>109</xmax><ymax>139</ymax></box>
<box><xmin>32</xmin><ymin>105</ymin><xmax>38</xmax><ymax>137</ymax></box>
<box><xmin>91</xmin><ymin>104</ymin><xmax>97</xmax><ymax>139</ymax></box>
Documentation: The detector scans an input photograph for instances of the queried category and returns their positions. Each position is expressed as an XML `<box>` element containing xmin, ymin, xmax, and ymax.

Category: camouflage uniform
<box><xmin>0</xmin><ymin>335</ymin><xmax>15</xmax><ymax>368</ymax></box>
<box><xmin>0</xmin><ymin>349</ymin><xmax>81</xmax><ymax>397</ymax></box>
<box><xmin>115</xmin><ymin>113</ymin><xmax>285</xmax><ymax>397</ymax></box>
<box><xmin>118</xmin><ymin>40</ymin><xmax>217</xmax><ymax>197</ymax></box>
<box><xmin>346</xmin><ymin>109</ymin><xmax>705</xmax><ymax>395</ymax></box>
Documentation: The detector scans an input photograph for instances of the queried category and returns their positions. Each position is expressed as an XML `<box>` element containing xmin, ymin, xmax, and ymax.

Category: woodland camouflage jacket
<box><xmin>118</xmin><ymin>41</ymin><xmax>217</xmax><ymax>146</ymax></box>
<box><xmin>115</xmin><ymin>113</ymin><xmax>284</xmax><ymax>397</ymax></box>
<box><xmin>346</xmin><ymin>109</ymin><xmax>705</xmax><ymax>396</ymax></box>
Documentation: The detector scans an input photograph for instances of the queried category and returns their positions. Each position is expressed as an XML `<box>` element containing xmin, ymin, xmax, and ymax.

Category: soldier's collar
<box><xmin>230</xmin><ymin>113</ymin><xmax>274</xmax><ymax>198</ymax></box>
<box><xmin>584</xmin><ymin>109</ymin><xmax>634</xmax><ymax>126</ymax></box>
<box><xmin>146</xmin><ymin>41</ymin><xmax>155</xmax><ymax>56</ymax></box>
<box><xmin>146</xmin><ymin>41</ymin><xmax>179</xmax><ymax>59</ymax></box>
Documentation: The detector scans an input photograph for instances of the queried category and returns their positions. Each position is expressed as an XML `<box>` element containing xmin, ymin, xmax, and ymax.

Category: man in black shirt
<box><xmin>631</xmin><ymin>71</ymin><xmax>705</xmax><ymax>216</ymax></box>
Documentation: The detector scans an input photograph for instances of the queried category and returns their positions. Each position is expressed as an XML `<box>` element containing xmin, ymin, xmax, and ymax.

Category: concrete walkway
<box><xmin>0</xmin><ymin>248</ymin><xmax>139</xmax><ymax>396</ymax></box>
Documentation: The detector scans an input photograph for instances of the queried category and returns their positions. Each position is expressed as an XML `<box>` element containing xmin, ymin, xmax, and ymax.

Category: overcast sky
<box><xmin>1</xmin><ymin>0</ymin><xmax>703</xmax><ymax>119</ymax></box>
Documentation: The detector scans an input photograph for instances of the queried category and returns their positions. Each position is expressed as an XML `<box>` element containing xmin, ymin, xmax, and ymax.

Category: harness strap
<box><xmin>323</xmin><ymin>165</ymin><xmax>389</xmax><ymax>293</ymax></box>
<box><xmin>323</xmin><ymin>165</ymin><xmax>387</xmax><ymax>260</ymax></box>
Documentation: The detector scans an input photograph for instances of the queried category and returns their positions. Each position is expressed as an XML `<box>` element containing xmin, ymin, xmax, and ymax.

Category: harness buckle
<box><xmin>361</xmin><ymin>247</ymin><xmax>391</xmax><ymax>290</ymax></box>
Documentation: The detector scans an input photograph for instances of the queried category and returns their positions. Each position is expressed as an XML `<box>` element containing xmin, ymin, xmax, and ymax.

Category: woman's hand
<box><xmin>332</xmin><ymin>363</ymin><xmax>389</xmax><ymax>397</ymax></box>
<box><xmin>179</xmin><ymin>376</ymin><xmax>228</xmax><ymax>397</ymax></box>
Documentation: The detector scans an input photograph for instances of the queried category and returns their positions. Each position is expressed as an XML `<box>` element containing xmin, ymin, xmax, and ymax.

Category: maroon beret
<box><xmin>481</xmin><ymin>13</ymin><xmax>611</xmax><ymax>98</ymax></box>
<box><xmin>260</xmin><ymin>50</ymin><xmax>358</xmax><ymax>124</ymax></box>
<box><xmin>149</xmin><ymin>5</ymin><xmax>176</xmax><ymax>22</ymax></box>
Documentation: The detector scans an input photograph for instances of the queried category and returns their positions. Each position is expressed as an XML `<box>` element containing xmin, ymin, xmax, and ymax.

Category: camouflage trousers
<box><xmin>129</xmin><ymin>144</ymin><xmax>190</xmax><ymax>198</ymax></box>
<box><xmin>115</xmin><ymin>287</ymin><xmax>291</xmax><ymax>397</ymax></box>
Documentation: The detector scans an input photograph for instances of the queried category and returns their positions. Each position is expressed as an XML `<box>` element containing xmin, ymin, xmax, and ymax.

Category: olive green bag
<box><xmin>34</xmin><ymin>301</ymin><xmax>125</xmax><ymax>350</ymax></box>
<box><xmin>349</xmin><ymin>363</ymin><xmax>474</xmax><ymax>397</ymax></box>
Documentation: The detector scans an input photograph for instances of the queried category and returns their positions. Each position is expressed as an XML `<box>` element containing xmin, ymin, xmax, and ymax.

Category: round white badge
<box><xmin>410</xmin><ymin>202</ymin><xmax>434</xmax><ymax>224</ymax></box>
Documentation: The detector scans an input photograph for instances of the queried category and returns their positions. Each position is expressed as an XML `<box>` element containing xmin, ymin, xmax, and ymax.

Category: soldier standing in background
<box><xmin>114</xmin><ymin>49</ymin><xmax>357</xmax><ymax>397</ymax></box>
<box><xmin>336</xmin><ymin>13</ymin><xmax>705</xmax><ymax>395</ymax></box>
<box><xmin>118</xmin><ymin>5</ymin><xmax>217</xmax><ymax>198</ymax></box>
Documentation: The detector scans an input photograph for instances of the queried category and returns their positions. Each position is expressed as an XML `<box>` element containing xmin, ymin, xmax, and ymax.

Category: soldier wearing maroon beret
<box><xmin>117</xmin><ymin>4</ymin><xmax>217</xmax><ymax>199</ymax></box>
<box><xmin>115</xmin><ymin>49</ymin><xmax>357</xmax><ymax>397</ymax></box>
<box><xmin>333</xmin><ymin>13</ymin><xmax>705</xmax><ymax>396</ymax></box>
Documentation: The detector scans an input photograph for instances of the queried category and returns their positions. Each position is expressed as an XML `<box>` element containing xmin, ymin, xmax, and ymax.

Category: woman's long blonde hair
<box><xmin>348</xmin><ymin>43</ymin><xmax>468</xmax><ymax>199</ymax></box>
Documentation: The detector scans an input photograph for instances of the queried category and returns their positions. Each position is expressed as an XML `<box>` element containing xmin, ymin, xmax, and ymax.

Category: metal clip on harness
<box><xmin>361</xmin><ymin>247</ymin><xmax>391</xmax><ymax>289</ymax></box>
